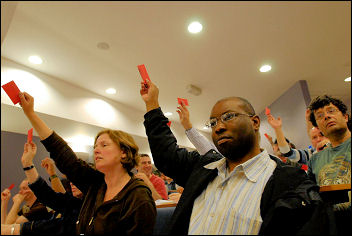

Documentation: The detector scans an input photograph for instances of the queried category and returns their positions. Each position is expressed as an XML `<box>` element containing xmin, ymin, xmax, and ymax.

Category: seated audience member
<box><xmin>135</xmin><ymin>154</ymin><xmax>168</xmax><ymax>200</ymax></box>
<box><xmin>18</xmin><ymin>91</ymin><xmax>156</xmax><ymax>235</ymax></box>
<box><xmin>1</xmin><ymin>141</ymin><xmax>84</xmax><ymax>235</ymax></box>
<box><xmin>266</xmin><ymin>112</ymin><xmax>330</xmax><ymax>165</ymax></box>
<box><xmin>308</xmin><ymin>95</ymin><xmax>351</xmax><ymax>235</ymax></box>
<box><xmin>4</xmin><ymin>178</ymin><xmax>53</xmax><ymax>225</ymax></box>
<box><xmin>139</xmin><ymin>79</ymin><xmax>336</xmax><ymax>235</ymax></box>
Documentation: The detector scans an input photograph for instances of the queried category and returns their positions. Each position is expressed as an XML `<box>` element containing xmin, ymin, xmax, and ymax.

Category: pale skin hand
<box><xmin>41</xmin><ymin>157</ymin><xmax>56</xmax><ymax>176</ymax></box>
<box><xmin>1</xmin><ymin>189</ymin><xmax>11</xmax><ymax>203</ymax></box>
<box><xmin>266</xmin><ymin>113</ymin><xmax>288</xmax><ymax>151</ymax></box>
<box><xmin>18</xmin><ymin>92</ymin><xmax>53</xmax><ymax>140</ymax></box>
<box><xmin>176</xmin><ymin>103</ymin><xmax>192</xmax><ymax>130</ymax></box>
<box><xmin>266</xmin><ymin>114</ymin><xmax>282</xmax><ymax>130</ymax></box>
<box><xmin>140</xmin><ymin>80</ymin><xmax>160</xmax><ymax>112</ymax></box>
<box><xmin>21</xmin><ymin>142</ymin><xmax>37</xmax><ymax>168</ymax></box>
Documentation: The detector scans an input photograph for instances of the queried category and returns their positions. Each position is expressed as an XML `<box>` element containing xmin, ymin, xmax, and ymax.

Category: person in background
<box><xmin>135</xmin><ymin>154</ymin><xmax>168</xmax><ymax>200</ymax></box>
<box><xmin>308</xmin><ymin>95</ymin><xmax>351</xmax><ymax>235</ymax></box>
<box><xmin>266</xmin><ymin>112</ymin><xmax>330</xmax><ymax>168</ymax></box>
<box><xmin>4</xmin><ymin>178</ymin><xmax>53</xmax><ymax>225</ymax></box>
<box><xmin>1</xmin><ymin>140</ymin><xmax>84</xmax><ymax>235</ymax></box>
<box><xmin>18</xmin><ymin>91</ymin><xmax>156</xmax><ymax>235</ymax></box>
<box><xmin>140</xmin><ymin>79</ymin><xmax>336</xmax><ymax>235</ymax></box>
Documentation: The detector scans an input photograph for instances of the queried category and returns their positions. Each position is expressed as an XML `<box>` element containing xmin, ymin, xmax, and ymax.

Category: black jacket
<box><xmin>144</xmin><ymin>107</ymin><xmax>337</xmax><ymax>235</ymax></box>
<box><xmin>21</xmin><ymin>176</ymin><xmax>82</xmax><ymax>235</ymax></box>
<box><xmin>41</xmin><ymin>132</ymin><xmax>156</xmax><ymax>235</ymax></box>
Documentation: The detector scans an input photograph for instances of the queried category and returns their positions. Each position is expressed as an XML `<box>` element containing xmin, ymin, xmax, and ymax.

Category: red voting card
<box><xmin>264</xmin><ymin>133</ymin><xmax>269</xmax><ymax>139</ymax></box>
<box><xmin>8</xmin><ymin>183</ymin><xmax>15</xmax><ymax>190</ymax></box>
<box><xmin>27</xmin><ymin>128</ymin><xmax>33</xmax><ymax>143</ymax></box>
<box><xmin>1</xmin><ymin>80</ymin><xmax>21</xmax><ymax>105</ymax></box>
<box><xmin>137</xmin><ymin>64</ymin><xmax>151</xmax><ymax>82</ymax></box>
<box><xmin>167</xmin><ymin>121</ymin><xmax>171</xmax><ymax>127</ymax></box>
<box><xmin>265</xmin><ymin>107</ymin><xmax>271</xmax><ymax>115</ymax></box>
<box><xmin>177</xmin><ymin>98</ymin><xmax>189</xmax><ymax>106</ymax></box>
<box><xmin>301</xmin><ymin>164</ymin><xmax>308</xmax><ymax>171</ymax></box>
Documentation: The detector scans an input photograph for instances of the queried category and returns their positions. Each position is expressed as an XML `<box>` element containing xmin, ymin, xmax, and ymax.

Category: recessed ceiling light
<box><xmin>28</xmin><ymin>55</ymin><xmax>43</xmax><ymax>64</ymax></box>
<box><xmin>105</xmin><ymin>88</ymin><xmax>116</xmax><ymax>94</ymax></box>
<box><xmin>259</xmin><ymin>65</ymin><xmax>271</xmax><ymax>72</ymax></box>
<box><xmin>345</xmin><ymin>77</ymin><xmax>351</xmax><ymax>82</ymax></box>
<box><xmin>188</xmin><ymin>21</ymin><xmax>203</xmax><ymax>34</ymax></box>
<box><xmin>164</xmin><ymin>112</ymin><xmax>173</xmax><ymax>116</ymax></box>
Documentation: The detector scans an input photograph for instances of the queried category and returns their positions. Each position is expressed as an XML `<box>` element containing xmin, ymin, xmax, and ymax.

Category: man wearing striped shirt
<box><xmin>140</xmin><ymin>79</ymin><xmax>335</xmax><ymax>235</ymax></box>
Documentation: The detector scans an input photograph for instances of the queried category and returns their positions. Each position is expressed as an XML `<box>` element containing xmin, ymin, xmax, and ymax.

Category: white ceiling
<box><xmin>1</xmin><ymin>1</ymin><xmax>351</xmax><ymax>134</ymax></box>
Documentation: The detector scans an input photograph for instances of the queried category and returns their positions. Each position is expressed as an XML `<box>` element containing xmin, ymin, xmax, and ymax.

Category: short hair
<box><xmin>216</xmin><ymin>97</ymin><xmax>256</xmax><ymax>116</ymax></box>
<box><xmin>308</xmin><ymin>95</ymin><xmax>348</xmax><ymax>127</ymax></box>
<box><xmin>94</xmin><ymin>129</ymin><xmax>139</xmax><ymax>173</ymax></box>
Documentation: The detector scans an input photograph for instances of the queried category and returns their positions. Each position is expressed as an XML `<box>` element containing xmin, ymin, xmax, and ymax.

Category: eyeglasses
<box><xmin>205</xmin><ymin>111</ymin><xmax>254</xmax><ymax>128</ymax></box>
<box><xmin>315</xmin><ymin>107</ymin><xmax>339</xmax><ymax>120</ymax></box>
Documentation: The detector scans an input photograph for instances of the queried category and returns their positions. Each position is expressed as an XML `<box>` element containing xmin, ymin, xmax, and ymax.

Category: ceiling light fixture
<box><xmin>345</xmin><ymin>76</ymin><xmax>351</xmax><ymax>82</ymax></box>
<box><xmin>259</xmin><ymin>65</ymin><xmax>271</xmax><ymax>72</ymax></box>
<box><xmin>188</xmin><ymin>21</ymin><xmax>203</xmax><ymax>34</ymax></box>
<box><xmin>28</xmin><ymin>55</ymin><xmax>43</xmax><ymax>64</ymax></box>
<box><xmin>105</xmin><ymin>88</ymin><xmax>116</xmax><ymax>94</ymax></box>
<box><xmin>164</xmin><ymin>112</ymin><xmax>173</xmax><ymax>116</ymax></box>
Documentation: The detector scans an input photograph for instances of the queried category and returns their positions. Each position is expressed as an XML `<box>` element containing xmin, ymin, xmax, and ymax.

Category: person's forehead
<box><xmin>97</xmin><ymin>133</ymin><xmax>112</xmax><ymax>141</ymax></box>
<box><xmin>210</xmin><ymin>99</ymin><xmax>244</xmax><ymax>117</ymax></box>
<box><xmin>140</xmin><ymin>156</ymin><xmax>151</xmax><ymax>162</ymax></box>
<box><xmin>315</xmin><ymin>103</ymin><xmax>338</xmax><ymax>111</ymax></box>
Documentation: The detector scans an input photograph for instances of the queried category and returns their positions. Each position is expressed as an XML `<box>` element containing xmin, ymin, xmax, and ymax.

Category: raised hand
<box><xmin>18</xmin><ymin>92</ymin><xmax>35</xmax><ymax>116</ymax></box>
<box><xmin>176</xmin><ymin>103</ymin><xmax>192</xmax><ymax>130</ymax></box>
<box><xmin>21</xmin><ymin>141</ymin><xmax>37</xmax><ymax>167</ymax></box>
<box><xmin>41</xmin><ymin>157</ymin><xmax>56</xmax><ymax>176</ymax></box>
<box><xmin>266</xmin><ymin>114</ymin><xmax>282</xmax><ymax>130</ymax></box>
<box><xmin>140</xmin><ymin>80</ymin><xmax>159</xmax><ymax>112</ymax></box>
<box><xmin>1</xmin><ymin>189</ymin><xmax>11</xmax><ymax>203</ymax></box>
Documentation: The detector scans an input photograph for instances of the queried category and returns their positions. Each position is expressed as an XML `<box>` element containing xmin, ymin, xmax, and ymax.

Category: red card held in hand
<box><xmin>177</xmin><ymin>98</ymin><xmax>189</xmax><ymax>106</ymax></box>
<box><xmin>167</xmin><ymin>121</ymin><xmax>171</xmax><ymax>127</ymax></box>
<box><xmin>1</xmin><ymin>80</ymin><xmax>21</xmax><ymax>105</ymax></box>
<box><xmin>8</xmin><ymin>183</ymin><xmax>15</xmax><ymax>190</ymax></box>
<box><xmin>137</xmin><ymin>64</ymin><xmax>151</xmax><ymax>82</ymax></box>
<box><xmin>28</xmin><ymin>128</ymin><xmax>33</xmax><ymax>142</ymax></box>
<box><xmin>265</xmin><ymin>107</ymin><xmax>271</xmax><ymax>115</ymax></box>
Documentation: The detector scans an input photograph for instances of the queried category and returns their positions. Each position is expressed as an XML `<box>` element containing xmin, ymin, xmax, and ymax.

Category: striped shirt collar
<box><xmin>204</xmin><ymin>149</ymin><xmax>271</xmax><ymax>183</ymax></box>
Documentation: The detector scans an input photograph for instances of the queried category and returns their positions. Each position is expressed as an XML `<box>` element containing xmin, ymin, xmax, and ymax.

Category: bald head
<box><xmin>214</xmin><ymin>97</ymin><xmax>256</xmax><ymax>116</ymax></box>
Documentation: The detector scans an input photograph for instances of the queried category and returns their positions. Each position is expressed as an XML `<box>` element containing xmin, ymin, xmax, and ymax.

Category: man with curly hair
<box><xmin>308</xmin><ymin>95</ymin><xmax>351</xmax><ymax>235</ymax></box>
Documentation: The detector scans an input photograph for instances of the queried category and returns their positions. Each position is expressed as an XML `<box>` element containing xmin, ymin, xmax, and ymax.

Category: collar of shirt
<box><xmin>204</xmin><ymin>149</ymin><xmax>271</xmax><ymax>183</ymax></box>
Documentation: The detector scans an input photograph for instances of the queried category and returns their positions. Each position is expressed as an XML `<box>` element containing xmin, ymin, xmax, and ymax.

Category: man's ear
<box><xmin>251</xmin><ymin>115</ymin><xmax>260</xmax><ymax>131</ymax></box>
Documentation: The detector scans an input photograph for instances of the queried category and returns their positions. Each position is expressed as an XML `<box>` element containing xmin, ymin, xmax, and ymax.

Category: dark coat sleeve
<box><xmin>144</xmin><ymin>107</ymin><xmax>204</xmax><ymax>187</ymax></box>
<box><xmin>28</xmin><ymin>176</ymin><xmax>78</xmax><ymax>214</ymax></box>
<box><xmin>40</xmin><ymin>131</ymin><xmax>104</xmax><ymax>195</ymax></box>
